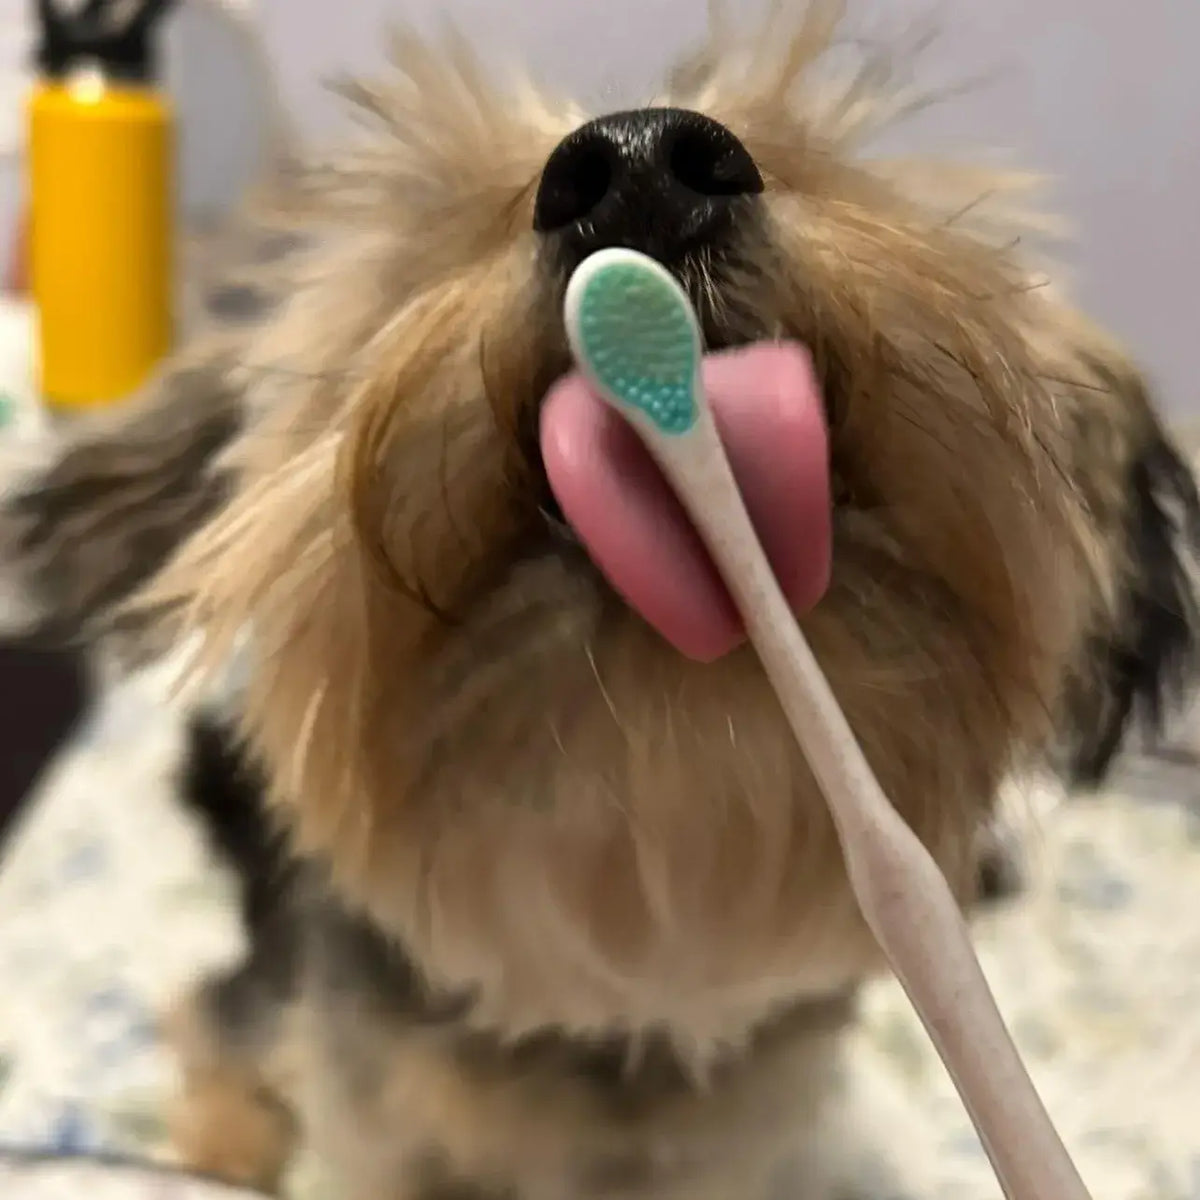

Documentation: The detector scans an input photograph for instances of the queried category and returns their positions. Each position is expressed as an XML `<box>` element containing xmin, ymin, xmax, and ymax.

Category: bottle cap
<box><xmin>35</xmin><ymin>0</ymin><xmax>177</xmax><ymax>84</ymax></box>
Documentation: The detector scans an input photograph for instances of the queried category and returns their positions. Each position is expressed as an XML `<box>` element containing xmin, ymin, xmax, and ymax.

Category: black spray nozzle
<box><xmin>34</xmin><ymin>0</ymin><xmax>178</xmax><ymax>83</ymax></box>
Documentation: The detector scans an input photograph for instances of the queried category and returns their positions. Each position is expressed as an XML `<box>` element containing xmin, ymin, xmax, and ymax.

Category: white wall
<box><xmin>254</xmin><ymin>0</ymin><xmax>1200</xmax><ymax>417</ymax></box>
<box><xmin>3</xmin><ymin>1</ymin><xmax>1197</xmax><ymax>415</ymax></box>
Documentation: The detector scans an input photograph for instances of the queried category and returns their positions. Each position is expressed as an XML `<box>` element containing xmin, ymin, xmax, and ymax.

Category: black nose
<box><xmin>533</xmin><ymin>107</ymin><xmax>763</xmax><ymax>268</ymax></box>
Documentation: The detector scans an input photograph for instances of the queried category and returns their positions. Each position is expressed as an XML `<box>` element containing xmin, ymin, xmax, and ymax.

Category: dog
<box><xmin>3</xmin><ymin>6</ymin><xmax>1199</xmax><ymax>1197</ymax></box>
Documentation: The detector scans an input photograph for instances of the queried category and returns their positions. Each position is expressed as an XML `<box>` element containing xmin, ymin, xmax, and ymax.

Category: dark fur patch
<box><xmin>414</xmin><ymin>1170</ymin><xmax>519</xmax><ymax>1200</ymax></box>
<box><xmin>205</xmin><ymin>283</ymin><xmax>274</xmax><ymax>323</ymax></box>
<box><xmin>311</xmin><ymin>896</ymin><xmax>473</xmax><ymax>1027</ymax></box>
<box><xmin>409</xmin><ymin>1151</ymin><xmax>518</xmax><ymax>1199</ymax></box>
<box><xmin>417</xmin><ymin>1188</ymin><xmax>518</xmax><ymax>1200</ymax></box>
<box><xmin>974</xmin><ymin>835</ymin><xmax>1024</xmax><ymax>904</ymax></box>
<box><xmin>417</xmin><ymin>1185</ymin><xmax>519</xmax><ymax>1200</ymax></box>
<box><xmin>1067</xmin><ymin>432</ymin><xmax>1200</xmax><ymax>785</ymax></box>
<box><xmin>315</xmin><ymin>901</ymin><xmax>854</xmax><ymax>1124</ymax></box>
<box><xmin>5</xmin><ymin>365</ymin><xmax>244</xmax><ymax>646</ymax></box>
<box><xmin>179</xmin><ymin>716</ymin><xmax>288</xmax><ymax>936</ymax></box>
<box><xmin>178</xmin><ymin>717</ymin><xmax>300</xmax><ymax>1047</ymax></box>
<box><xmin>312</xmin><ymin>893</ymin><xmax>723</xmax><ymax>1109</ymax></box>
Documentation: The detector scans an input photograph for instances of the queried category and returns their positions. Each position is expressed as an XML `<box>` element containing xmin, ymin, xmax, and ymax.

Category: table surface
<box><xmin>0</xmin><ymin>1155</ymin><xmax>262</xmax><ymax>1200</ymax></box>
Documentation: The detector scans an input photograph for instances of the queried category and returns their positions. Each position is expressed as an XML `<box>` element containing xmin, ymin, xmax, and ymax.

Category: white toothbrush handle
<box><xmin>646</xmin><ymin>401</ymin><xmax>1091</xmax><ymax>1200</ymax></box>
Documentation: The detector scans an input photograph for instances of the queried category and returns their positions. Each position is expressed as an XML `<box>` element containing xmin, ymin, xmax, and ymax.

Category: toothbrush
<box><xmin>564</xmin><ymin>248</ymin><xmax>1092</xmax><ymax>1200</ymax></box>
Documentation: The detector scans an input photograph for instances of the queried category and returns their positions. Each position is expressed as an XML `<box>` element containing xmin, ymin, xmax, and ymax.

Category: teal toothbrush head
<box><xmin>564</xmin><ymin>248</ymin><xmax>702</xmax><ymax>437</ymax></box>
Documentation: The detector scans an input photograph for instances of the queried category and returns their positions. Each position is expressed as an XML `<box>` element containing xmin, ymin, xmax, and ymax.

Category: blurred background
<box><xmin>1</xmin><ymin>0</ymin><xmax>1197</xmax><ymax>411</ymax></box>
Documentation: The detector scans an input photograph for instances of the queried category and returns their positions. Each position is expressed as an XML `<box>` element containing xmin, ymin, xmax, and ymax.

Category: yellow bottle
<box><xmin>29</xmin><ymin>0</ymin><xmax>176</xmax><ymax>411</ymax></box>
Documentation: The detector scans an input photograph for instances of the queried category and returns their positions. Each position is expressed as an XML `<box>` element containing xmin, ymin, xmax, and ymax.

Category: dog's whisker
<box><xmin>972</xmin><ymin>276</ymin><xmax>1053</xmax><ymax>302</ymax></box>
<box><xmin>585</xmin><ymin>641</ymin><xmax>628</xmax><ymax>740</ymax></box>
<box><xmin>237</xmin><ymin>362</ymin><xmax>368</xmax><ymax>385</ymax></box>
<box><xmin>291</xmin><ymin>683</ymin><xmax>328</xmax><ymax>798</ymax></box>
<box><xmin>942</xmin><ymin>189</ymin><xmax>998</xmax><ymax>229</ymax></box>
<box><xmin>547</xmin><ymin>718</ymin><xmax>569</xmax><ymax>759</ymax></box>
<box><xmin>1038</xmin><ymin>374</ymin><xmax>1114</xmax><ymax>396</ymax></box>
<box><xmin>438</xmin><ymin>411</ymin><xmax>475</xmax><ymax>562</ymax></box>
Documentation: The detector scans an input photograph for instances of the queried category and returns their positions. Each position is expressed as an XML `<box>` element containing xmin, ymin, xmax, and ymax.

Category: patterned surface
<box><xmin>0</xmin><ymin>1156</ymin><xmax>261</xmax><ymax>1200</ymax></box>
<box><xmin>0</xmin><ymin>663</ymin><xmax>241</xmax><ymax>1165</ymax></box>
<box><xmin>1</xmin><ymin>658</ymin><xmax>1199</xmax><ymax>1199</ymax></box>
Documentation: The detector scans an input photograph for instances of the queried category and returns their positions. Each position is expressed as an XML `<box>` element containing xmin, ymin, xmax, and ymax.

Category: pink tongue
<box><xmin>540</xmin><ymin>342</ymin><xmax>832</xmax><ymax>661</ymax></box>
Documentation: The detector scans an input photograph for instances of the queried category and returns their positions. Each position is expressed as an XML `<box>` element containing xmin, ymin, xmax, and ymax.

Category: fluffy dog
<box><xmin>4</xmin><ymin>5</ymin><xmax>1199</xmax><ymax>1197</ymax></box>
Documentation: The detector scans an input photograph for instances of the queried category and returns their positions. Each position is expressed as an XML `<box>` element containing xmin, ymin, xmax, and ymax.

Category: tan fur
<box><xmin>165</xmin><ymin>994</ymin><xmax>296</xmax><ymax>1193</ymax></box>
<box><xmin>68</xmin><ymin>3</ymin><xmax>1183</xmax><ymax>1195</ymax></box>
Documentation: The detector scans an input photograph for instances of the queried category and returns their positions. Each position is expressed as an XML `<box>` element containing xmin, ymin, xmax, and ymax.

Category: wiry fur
<box><xmin>0</xmin><ymin>205</ymin><xmax>305</xmax><ymax>662</ymax></box>
<box><xmin>3</xmin><ymin>5</ymin><xmax>1198</xmax><ymax>1197</ymax></box>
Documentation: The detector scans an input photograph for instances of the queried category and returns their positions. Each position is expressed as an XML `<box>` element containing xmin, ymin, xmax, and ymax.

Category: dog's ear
<box><xmin>0</xmin><ymin>349</ymin><xmax>246</xmax><ymax>650</ymax></box>
<box><xmin>1062</xmin><ymin>358</ymin><xmax>1200</xmax><ymax>786</ymax></box>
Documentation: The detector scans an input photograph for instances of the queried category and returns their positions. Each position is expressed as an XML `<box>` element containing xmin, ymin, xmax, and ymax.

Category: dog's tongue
<box><xmin>541</xmin><ymin>343</ymin><xmax>832</xmax><ymax>661</ymax></box>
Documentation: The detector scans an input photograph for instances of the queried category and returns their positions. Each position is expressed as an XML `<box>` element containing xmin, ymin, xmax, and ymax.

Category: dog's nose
<box><xmin>534</xmin><ymin>107</ymin><xmax>763</xmax><ymax>267</ymax></box>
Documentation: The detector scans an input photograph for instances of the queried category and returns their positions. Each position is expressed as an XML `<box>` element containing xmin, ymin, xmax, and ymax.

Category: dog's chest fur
<box><xmin>177</xmin><ymin>715</ymin><xmax>860</xmax><ymax>1200</ymax></box>
<box><xmin>301</xmin><ymin>903</ymin><xmax>854</xmax><ymax>1199</ymax></box>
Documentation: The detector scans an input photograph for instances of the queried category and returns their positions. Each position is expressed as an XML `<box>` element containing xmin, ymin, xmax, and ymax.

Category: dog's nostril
<box><xmin>534</xmin><ymin>108</ymin><xmax>762</xmax><ymax>263</ymax></box>
<box><xmin>668</xmin><ymin>123</ymin><xmax>763</xmax><ymax>198</ymax></box>
<box><xmin>533</xmin><ymin>137</ymin><xmax>614</xmax><ymax>233</ymax></box>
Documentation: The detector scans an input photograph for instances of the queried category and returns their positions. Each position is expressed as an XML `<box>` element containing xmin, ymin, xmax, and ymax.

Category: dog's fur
<box><xmin>4</xmin><ymin>6</ymin><xmax>1200</xmax><ymax>1197</ymax></box>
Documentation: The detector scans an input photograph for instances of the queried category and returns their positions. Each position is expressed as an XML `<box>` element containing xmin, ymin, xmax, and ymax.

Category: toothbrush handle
<box><xmin>650</xmin><ymin>407</ymin><xmax>1092</xmax><ymax>1200</ymax></box>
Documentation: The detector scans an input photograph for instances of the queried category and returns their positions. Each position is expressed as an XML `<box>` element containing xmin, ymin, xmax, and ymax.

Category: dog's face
<box><xmin>152</xmin><ymin>10</ymin><xmax>1192</xmax><ymax>1043</ymax></box>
